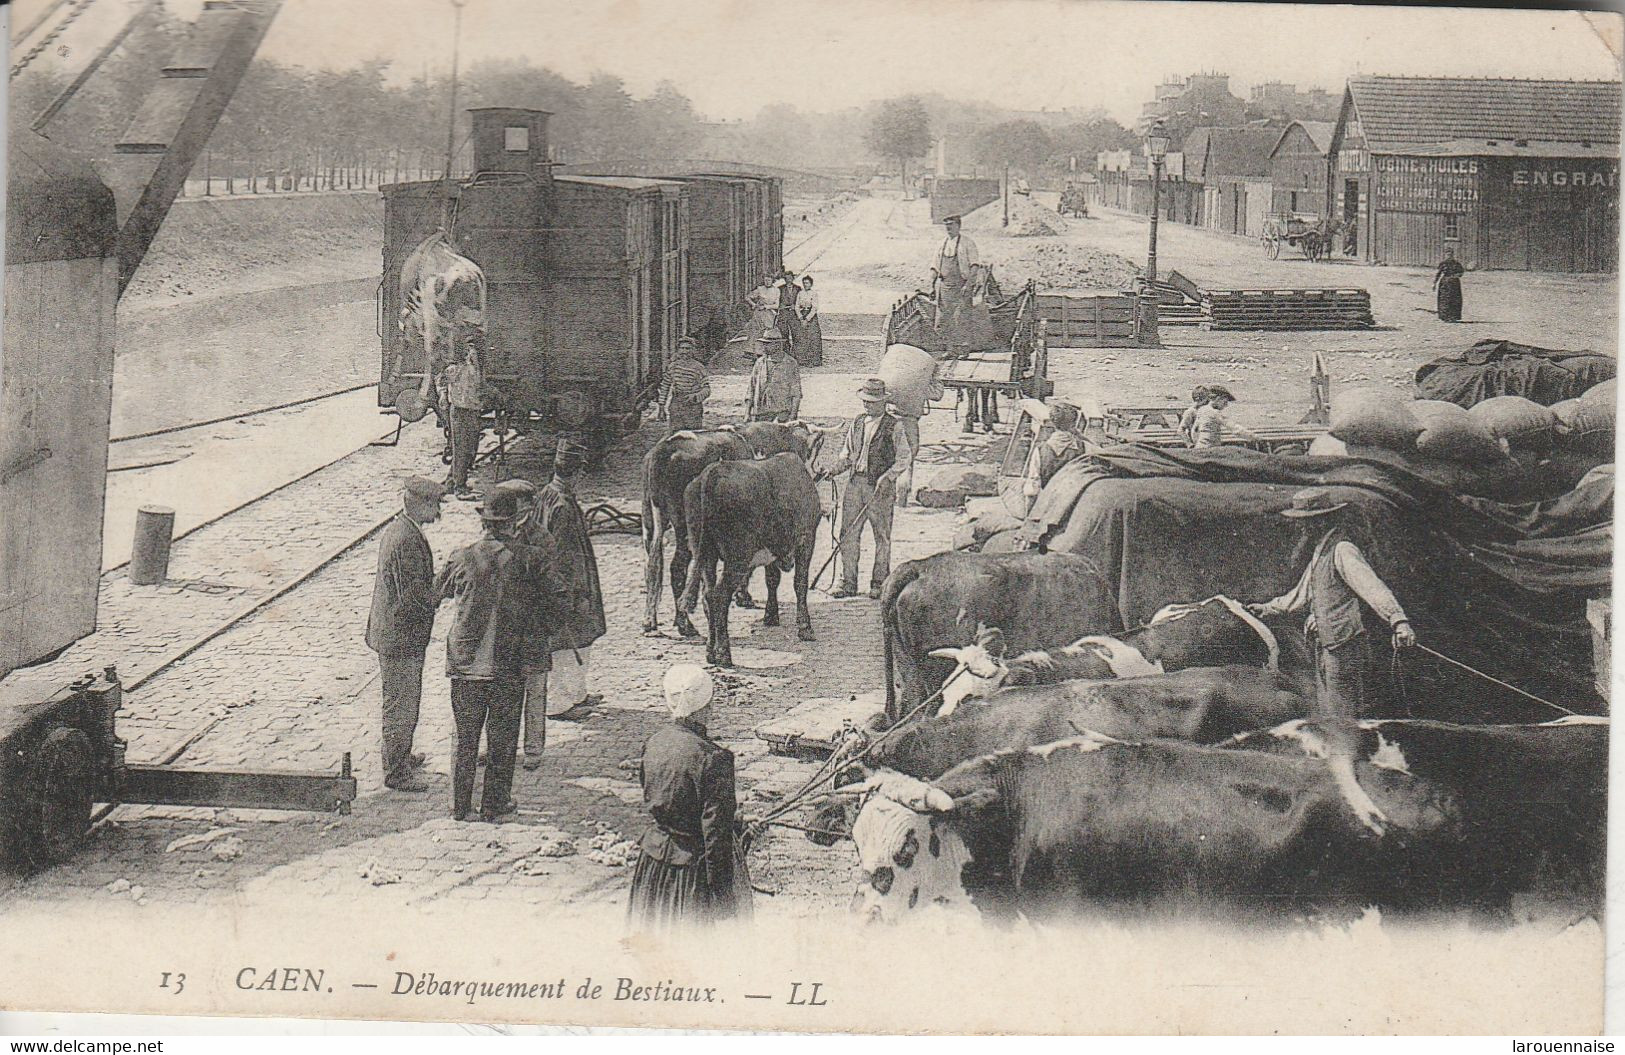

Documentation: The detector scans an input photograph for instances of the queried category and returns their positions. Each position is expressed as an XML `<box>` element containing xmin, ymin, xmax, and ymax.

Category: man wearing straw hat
<box><xmin>746</xmin><ymin>327</ymin><xmax>801</xmax><ymax>423</ymax></box>
<box><xmin>1248</xmin><ymin>487</ymin><xmax>1416</xmax><ymax>833</ymax></box>
<box><xmin>824</xmin><ymin>378</ymin><xmax>913</xmax><ymax>599</ymax></box>
<box><xmin>627</xmin><ymin>664</ymin><xmax>751</xmax><ymax>930</ymax></box>
<box><xmin>434</xmin><ymin>486</ymin><xmax>534</xmax><ymax>822</ymax></box>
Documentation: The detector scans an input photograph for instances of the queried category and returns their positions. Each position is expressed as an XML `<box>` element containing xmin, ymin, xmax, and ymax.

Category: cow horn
<box><xmin>928</xmin><ymin>646</ymin><xmax>965</xmax><ymax>662</ymax></box>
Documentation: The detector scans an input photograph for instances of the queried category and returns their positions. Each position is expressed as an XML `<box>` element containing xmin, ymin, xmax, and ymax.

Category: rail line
<box><xmin>110</xmin><ymin>381</ymin><xmax>377</xmax><ymax>444</ymax></box>
<box><xmin>783</xmin><ymin>198</ymin><xmax>874</xmax><ymax>273</ymax></box>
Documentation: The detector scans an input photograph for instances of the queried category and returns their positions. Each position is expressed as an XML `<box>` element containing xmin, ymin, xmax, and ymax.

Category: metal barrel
<box><xmin>128</xmin><ymin>505</ymin><xmax>176</xmax><ymax>585</ymax></box>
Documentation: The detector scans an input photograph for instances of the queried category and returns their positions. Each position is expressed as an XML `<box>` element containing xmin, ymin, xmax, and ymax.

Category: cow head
<box><xmin>846</xmin><ymin>770</ymin><xmax>974</xmax><ymax>924</ymax></box>
<box><xmin>927</xmin><ymin>624</ymin><xmax>1008</xmax><ymax>714</ymax></box>
<box><xmin>1133</xmin><ymin>596</ymin><xmax>1278</xmax><ymax>672</ymax></box>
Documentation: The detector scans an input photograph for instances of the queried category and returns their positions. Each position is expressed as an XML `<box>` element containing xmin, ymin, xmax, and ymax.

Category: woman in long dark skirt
<box><xmin>795</xmin><ymin>274</ymin><xmax>824</xmax><ymax>367</ymax></box>
<box><xmin>627</xmin><ymin>664</ymin><xmax>752</xmax><ymax>932</ymax></box>
<box><xmin>1434</xmin><ymin>245</ymin><xmax>1464</xmax><ymax>322</ymax></box>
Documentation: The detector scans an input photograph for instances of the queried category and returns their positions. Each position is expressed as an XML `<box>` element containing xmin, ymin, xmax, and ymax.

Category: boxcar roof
<box><xmin>556</xmin><ymin>174</ymin><xmax>687</xmax><ymax>192</ymax></box>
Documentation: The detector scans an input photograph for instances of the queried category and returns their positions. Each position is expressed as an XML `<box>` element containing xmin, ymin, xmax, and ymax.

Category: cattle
<box><xmin>848</xmin><ymin>715</ymin><xmax>1606</xmax><ymax>924</ymax></box>
<box><xmin>925</xmin><ymin>596</ymin><xmax>1292</xmax><ymax>711</ymax></box>
<box><xmin>1222</xmin><ymin>715</ymin><xmax>1607</xmax><ymax>914</ymax></box>
<box><xmin>865</xmin><ymin>666</ymin><xmax>1305</xmax><ymax>780</ymax></box>
<box><xmin>678</xmin><ymin>452</ymin><xmax>823</xmax><ymax>667</ymax></box>
<box><xmin>880</xmin><ymin>552</ymin><xmax>1121</xmax><ymax>724</ymax></box>
<box><xmin>641</xmin><ymin>421</ymin><xmax>827</xmax><ymax>637</ymax></box>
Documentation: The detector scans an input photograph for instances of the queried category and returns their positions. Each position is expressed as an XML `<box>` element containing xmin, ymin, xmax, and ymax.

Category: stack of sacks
<box><xmin>1323</xmin><ymin>387</ymin><xmax>1609</xmax><ymax>501</ymax></box>
<box><xmin>1415</xmin><ymin>400</ymin><xmax>1508</xmax><ymax>463</ymax></box>
<box><xmin>1551</xmin><ymin>378</ymin><xmax>1616</xmax><ymax>457</ymax></box>
<box><xmin>1467</xmin><ymin>395</ymin><xmax>1564</xmax><ymax>457</ymax></box>
<box><xmin>1328</xmin><ymin>388</ymin><xmax>1518</xmax><ymax>466</ymax></box>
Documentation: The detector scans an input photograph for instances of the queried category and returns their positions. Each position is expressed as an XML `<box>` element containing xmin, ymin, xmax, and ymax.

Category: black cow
<box><xmin>1222</xmin><ymin>716</ymin><xmax>1607</xmax><ymax>914</ymax></box>
<box><xmin>641</xmin><ymin>421</ymin><xmax>823</xmax><ymax>637</ymax></box>
<box><xmin>867</xmin><ymin>666</ymin><xmax>1305</xmax><ymax>779</ymax></box>
<box><xmin>849</xmin><ymin>716</ymin><xmax>1606</xmax><ymax>923</ymax></box>
<box><xmin>880</xmin><ymin>552</ymin><xmax>1120</xmax><ymax>724</ymax></box>
<box><xmin>678</xmin><ymin>453</ymin><xmax>823</xmax><ymax>666</ymax></box>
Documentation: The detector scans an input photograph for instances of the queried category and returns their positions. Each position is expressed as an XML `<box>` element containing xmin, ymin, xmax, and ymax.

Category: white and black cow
<box><xmin>865</xmin><ymin>666</ymin><xmax>1306</xmax><ymax>779</ymax></box>
<box><xmin>847</xmin><ymin>715</ymin><xmax>1606</xmax><ymax>924</ymax></box>
<box><xmin>927</xmin><ymin>596</ymin><xmax>1297</xmax><ymax>713</ymax></box>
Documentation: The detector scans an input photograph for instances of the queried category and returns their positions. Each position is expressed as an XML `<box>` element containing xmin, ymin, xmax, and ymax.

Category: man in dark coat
<box><xmin>433</xmin><ymin>487</ymin><xmax>536</xmax><ymax>821</ymax></box>
<box><xmin>365</xmin><ymin>477</ymin><xmax>443</xmax><ymax>792</ymax></box>
<box><xmin>535</xmin><ymin>438</ymin><xmax>607</xmax><ymax>716</ymax></box>
<box><xmin>627</xmin><ymin>664</ymin><xmax>750</xmax><ymax>930</ymax></box>
<box><xmin>489</xmin><ymin>478</ymin><xmax>570</xmax><ymax>771</ymax></box>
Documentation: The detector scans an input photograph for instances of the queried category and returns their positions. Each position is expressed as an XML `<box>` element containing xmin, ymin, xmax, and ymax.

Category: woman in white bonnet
<box><xmin>627</xmin><ymin>665</ymin><xmax>752</xmax><ymax>930</ymax></box>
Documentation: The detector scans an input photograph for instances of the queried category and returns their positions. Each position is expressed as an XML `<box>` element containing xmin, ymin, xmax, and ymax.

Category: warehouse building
<box><xmin>1329</xmin><ymin>76</ymin><xmax>1621</xmax><ymax>271</ymax></box>
<box><xmin>1186</xmin><ymin>125</ymin><xmax>1277</xmax><ymax>237</ymax></box>
<box><xmin>1269</xmin><ymin>120</ymin><xmax>1334</xmax><ymax>216</ymax></box>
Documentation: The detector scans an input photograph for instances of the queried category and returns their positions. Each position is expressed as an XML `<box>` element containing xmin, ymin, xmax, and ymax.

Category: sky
<box><xmin>19</xmin><ymin>0</ymin><xmax>1625</xmax><ymax>123</ymax></box>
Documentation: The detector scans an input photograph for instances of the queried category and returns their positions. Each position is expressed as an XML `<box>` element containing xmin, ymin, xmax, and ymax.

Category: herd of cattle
<box><xmin>636</xmin><ymin>422</ymin><xmax>1607</xmax><ymax>926</ymax></box>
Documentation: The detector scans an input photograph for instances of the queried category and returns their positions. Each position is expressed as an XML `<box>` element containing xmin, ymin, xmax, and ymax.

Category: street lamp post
<box><xmin>1146</xmin><ymin>121</ymin><xmax>1169</xmax><ymax>282</ymax></box>
<box><xmin>1141</xmin><ymin>121</ymin><xmax>1170</xmax><ymax>346</ymax></box>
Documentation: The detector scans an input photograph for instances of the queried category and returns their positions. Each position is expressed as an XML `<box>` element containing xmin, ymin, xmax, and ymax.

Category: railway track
<box><xmin>783</xmin><ymin>197</ymin><xmax>878</xmax><ymax>273</ymax></box>
<box><xmin>110</xmin><ymin>381</ymin><xmax>377</xmax><ymax>445</ymax></box>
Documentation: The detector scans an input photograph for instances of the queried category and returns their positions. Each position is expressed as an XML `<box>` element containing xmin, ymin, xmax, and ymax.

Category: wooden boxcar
<box><xmin>2</xmin><ymin>131</ymin><xmax>120</xmax><ymax>679</ymax></box>
<box><xmin>543</xmin><ymin>166</ymin><xmax>785</xmax><ymax>353</ymax></box>
<box><xmin>379</xmin><ymin>107</ymin><xmax>691</xmax><ymax>437</ymax></box>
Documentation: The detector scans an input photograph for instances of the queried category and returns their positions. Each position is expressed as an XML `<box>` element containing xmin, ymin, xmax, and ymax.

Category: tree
<box><xmin>972</xmin><ymin>120</ymin><xmax>1053</xmax><ymax>179</ymax></box>
<box><xmin>864</xmin><ymin>96</ymin><xmax>932</xmax><ymax>193</ymax></box>
<box><xmin>1050</xmin><ymin>118</ymin><xmax>1140</xmax><ymax>177</ymax></box>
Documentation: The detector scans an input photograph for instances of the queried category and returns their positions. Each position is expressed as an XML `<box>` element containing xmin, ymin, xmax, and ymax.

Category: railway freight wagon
<box><xmin>379</xmin><ymin>107</ymin><xmax>691</xmax><ymax>439</ymax></box>
<box><xmin>563</xmin><ymin>167</ymin><xmax>784</xmax><ymax>353</ymax></box>
<box><xmin>3</xmin><ymin>128</ymin><xmax>356</xmax><ymax>873</ymax></box>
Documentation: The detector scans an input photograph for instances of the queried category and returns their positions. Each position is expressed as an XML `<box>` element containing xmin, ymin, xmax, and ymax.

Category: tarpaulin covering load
<box><xmin>1014</xmin><ymin>445</ymin><xmax>1611</xmax><ymax>716</ymax></box>
<box><xmin>1413</xmin><ymin>339</ymin><xmax>1615</xmax><ymax>408</ymax></box>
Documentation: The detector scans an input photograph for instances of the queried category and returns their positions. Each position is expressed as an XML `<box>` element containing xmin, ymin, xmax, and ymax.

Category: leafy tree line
<box><xmin>10</xmin><ymin>6</ymin><xmax>1140</xmax><ymax>192</ymax></box>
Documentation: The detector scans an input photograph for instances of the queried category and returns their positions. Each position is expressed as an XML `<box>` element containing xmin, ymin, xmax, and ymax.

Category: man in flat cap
<box><xmin>660</xmin><ymin>336</ymin><xmax>712</xmax><ymax>433</ymax></box>
<box><xmin>365</xmin><ymin>477</ymin><xmax>443</xmax><ymax>792</ymax></box>
<box><xmin>932</xmin><ymin>214</ymin><xmax>979</xmax><ymax>316</ymax></box>
<box><xmin>823</xmin><ymin>378</ymin><xmax>912</xmax><ymax>599</ymax></box>
<box><xmin>534</xmin><ymin>438</ymin><xmax>607</xmax><ymax>718</ymax></box>
<box><xmin>434</xmin><ymin>486</ymin><xmax>534</xmax><ymax>821</ymax></box>
<box><xmin>746</xmin><ymin>327</ymin><xmax>801</xmax><ymax>423</ymax></box>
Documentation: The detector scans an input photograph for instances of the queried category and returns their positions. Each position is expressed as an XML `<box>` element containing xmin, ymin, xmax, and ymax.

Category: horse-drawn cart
<box><xmin>1260</xmin><ymin>212</ymin><xmax>1337</xmax><ymax>262</ymax></box>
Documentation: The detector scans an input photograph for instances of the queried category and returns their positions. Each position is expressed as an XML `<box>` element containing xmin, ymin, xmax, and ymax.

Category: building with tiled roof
<box><xmin>1329</xmin><ymin>76</ymin><xmax>1621</xmax><ymax>270</ymax></box>
<box><xmin>1269</xmin><ymin>121</ymin><xmax>1336</xmax><ymax>216</ymax></box>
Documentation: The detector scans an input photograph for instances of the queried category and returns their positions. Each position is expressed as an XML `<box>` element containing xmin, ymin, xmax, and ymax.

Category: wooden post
<box><xmin>1302</xmin><ymin>350</ymin><xmax>1331</xmax><ymax>424</ymax></box>
<box><xmin>129</xmin><ymin>506</ymin><xmax>176</xmax><ymax>585</ymax></box>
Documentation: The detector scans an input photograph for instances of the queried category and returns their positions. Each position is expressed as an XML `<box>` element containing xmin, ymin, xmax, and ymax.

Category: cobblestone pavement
<box><xmin>0</xmin><ymin>363</ymin><xmax>963</xmax><ymax>922</ymax></box>
<box><xmin>8</xmin><ymin>191</ymin><xmax>1608</xmax><ymax>926</ymax></box>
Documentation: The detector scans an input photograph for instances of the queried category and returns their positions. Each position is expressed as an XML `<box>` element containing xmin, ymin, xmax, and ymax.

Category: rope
<box><xmin>809</xmin><ymin>476</ymin><xmax>882</xmax><ymax>591</ymax></box>
<box><xmin>744</xmin><ymin>661</ymin><xmax>968</xmax><ymax>846</ymax></box>
<box><xmin>1411</xmin><ymin>642</ymin><xmax>1577</xmax><ymax>717</ymax></box>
